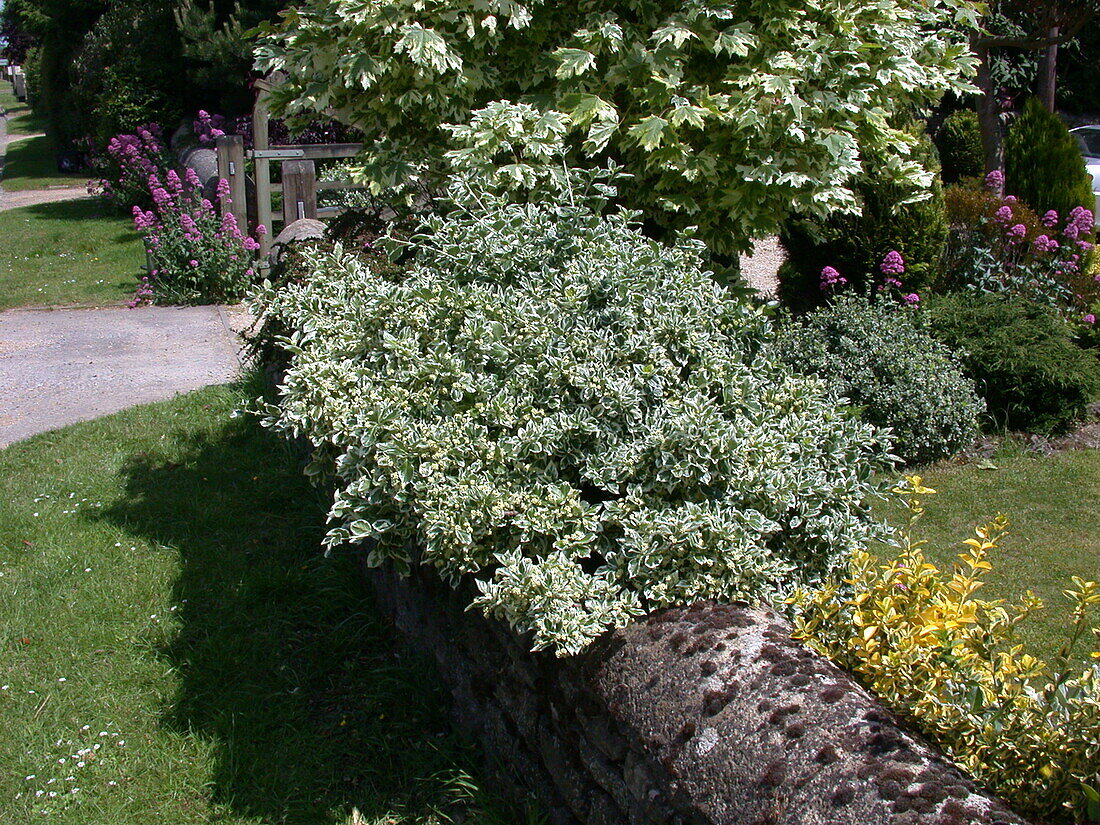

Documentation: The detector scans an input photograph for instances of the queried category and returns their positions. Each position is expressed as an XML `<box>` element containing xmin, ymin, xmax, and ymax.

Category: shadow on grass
<box><xmin>99</xmin><ymin>409</ymin><xmax>521</xmax><ymax>824</ymax></box>
<box><xmin>1</xmin><ymin>134</ymin><xmax>85</xmax><ymax>188</ymax></box>
<box><xmin>19</xmin><ymin>198</ymin><xmax>116</xmax><ymax>221</ymax></box>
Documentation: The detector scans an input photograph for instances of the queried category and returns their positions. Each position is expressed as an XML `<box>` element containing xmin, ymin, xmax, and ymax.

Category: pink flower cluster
<box><xmin>820</xmin><ymin>266</ymin><xmax>847</xmax><ymax>290</ymax></box>
<box><xmin>91</xmin><ymin>124</ymin><xmax>169</xmax><ymax>208</ymax></box>
<box><xmin>880</xmin><ymin>250</ymin><xmax>905</xmax><ymax>276</ymax></box>
<box><xmin>194</xmin><ymin>110</ymin><xmax>227</xmax><ymax>145</ymax></box>
<box><xmin>129</xmin><ymin>167</ymin><xmax>263</xmax><ymax>304</ymax></box>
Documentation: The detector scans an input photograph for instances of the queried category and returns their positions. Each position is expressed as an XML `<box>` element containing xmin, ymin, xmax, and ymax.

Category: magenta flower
<box><xmin>255</xmin><ymin>224</ymin><xmax>267</xmax><ymax>236</ymax></box>
<box><xmin>820</xmin><ymin>265</ymin><xmax>847</xmax><ymax>290</ymax></box>
<box><xmin>902</xmin><ymin>293</ymin><xmax>920</xmax><ymax>306</ymax></box>
<box><xmin>880</xmin><ymin>250</ymin><xmax>905</xmax><ymax>276</ymax></box>
<box><xmin>185</xmin><ymin>168</ymin><xmax>202</xmax><ymax>189</ymax></box>
<box><xmin>216</xmin><ymin>178</ymin><xmax>231</xmax><ymax>199</ymax></box>
<box><xmin>189</xmin><ymin>259</ymin><xmax>199</xmax><ymax>267</ymax></box>
<box><xmin>1085</xmin><ymin>314</ymin><xmax>1097</xmax><ymax>325</ymax></box>
<box><xmin>984</xmin><ymin>170</ymin><xmax>1004</xmax><ymax>191</ymax></box>
<box><xmin>1033</xmin><ymin>234</ymin><xmax>1059</xmax><ymax>253</ymax></box>
<box><xmin>1042</xmin><ymin>209</ymin><xmax>1060</xmax><ymax>228</ymax></box>
<box><xmin>1007</xmin><ymin>223</ymin><xmax>1027</xmax><ymax>239</ymax></box>
<box><xmin>994</xmin><ymin>205</ymin><xmax>1013</xmax><ymax>223</ymax></box>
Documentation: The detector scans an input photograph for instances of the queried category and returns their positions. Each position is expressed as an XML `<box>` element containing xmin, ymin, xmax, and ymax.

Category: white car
<box><xmin>1070</xmin><ymin>125</ymin><xmax>1100</xmax><ymax>224</ymax></box>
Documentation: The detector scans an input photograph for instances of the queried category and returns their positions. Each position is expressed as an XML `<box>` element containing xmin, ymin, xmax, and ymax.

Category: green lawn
<box><xmin>0</xmin><ymin>379</ymin><xmax>535</xmax><ymax>825</ymax></box>
<box><xmin>0</xmin><ymin>88</ymin><xmax>49</xmax><ymax>136</ymax></box>
<box><xmin>1</xmin><ymin>90</ymin><xmax>89</xmax><ymax>191</ymax></box>
<box><xmin>1</xmin><ymin>133</ymin><xmax>88</xmax><ymax>191</ymax></box>
<box><xmin>0</xmin><ymin>200</ymin><xmax>144</xmax><ymax>308</ymax></box>
<box><xmin>884</xmin><ymin>444</ymin><xmax>1100</xmax><ymax>666</ymax></box>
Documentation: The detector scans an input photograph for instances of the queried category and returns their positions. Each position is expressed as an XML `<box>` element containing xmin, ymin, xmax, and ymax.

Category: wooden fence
<box><xmin>223</xmin><ymin>75</ymin><xmax>370</xmax><ymax>269</ymax></box>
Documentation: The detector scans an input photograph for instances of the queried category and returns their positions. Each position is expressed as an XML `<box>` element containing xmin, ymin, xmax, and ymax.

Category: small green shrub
<box><xmin>778</xmin><ymin>129</ymin><xmax>947</xmax><ymax>314</ymax></box>
<box><xmin>935</xmin><ymin>109</ymin><xmax>985</xmax><ymax>184</ymax></box>
<box><xmin>1005</xmin><ymin>97</ymin><xmax>1095</xmax><ymax>220</ymax></box>
<box><xmin>774</xmin><ymin>295</ymin><xmax>982</xmax><ymax>465</ymax></box>
<box><xmin>926</xmin><ymin>292</ymin><xmax>1100</xmax><ymax>434</ymax></box>
<box><xmin>254</xmin><ymin>178</ymin><xmax>895</xmax><ymax>656</ymax></box>
<box><xmin>791</xmin><ymin>477</ymin><xmax>1100</xmax><ymax>824</ymax></box>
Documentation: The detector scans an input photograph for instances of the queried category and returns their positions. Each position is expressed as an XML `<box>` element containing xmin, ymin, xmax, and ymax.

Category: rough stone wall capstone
<box><xmin>369</xmin><ymin>563</ymin><xmax>1032</xmax><ymax>825</ymax></box>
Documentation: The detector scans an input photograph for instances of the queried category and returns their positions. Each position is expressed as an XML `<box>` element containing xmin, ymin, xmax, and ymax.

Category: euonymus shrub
<box><xmin>792</xmin><ymin>477</ymin><xmax>1100</xmax><ymax>823</ymax></box>
<box><xmin>254</xmin><ymin>186</ymin><xmax>893</xmax><ymax>655</ymax></box>
<box><xmin>774</xmin><ymin>295</ymin><xmax>982</xmax><ymax>465</ymax></box>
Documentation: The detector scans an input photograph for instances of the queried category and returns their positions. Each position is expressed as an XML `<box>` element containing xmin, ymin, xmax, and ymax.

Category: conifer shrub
<box><xmin>777</xmin><ymin>130</ymin><xmax>947</xmax><ymax>314</ymax></box>
<box><xmin>774</xmin><ymin>295</ymin><xmax>982</xmax><ymax>465</ymax></box>
<box><xmin>935</xmin><ymin>108</ymin><xmax>984</xmax><ymax>184</ymax></box>
<box><xmin>253</xmin><ymin>178</ymin><xmax>895</xmax><ymax>656</ymax></box>
<box><xmin>1005</xmin><ymin>97</ymin><xmax>1095</xmax><ymax>220</ymax></box>
<box><xmin>925</xmin><ymin>292</ymin><xmax>1100</xmax><ymax>434</ymax></box>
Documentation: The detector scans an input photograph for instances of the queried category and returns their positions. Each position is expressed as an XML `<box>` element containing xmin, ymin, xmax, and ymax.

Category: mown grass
<box><xmin>1</xmin><ymin>90</ymin><xmax>87</xmax><ymax>191</ymax></box>
<box><xmin>0</xmin><ymin>200</ymin><xmax>143</xmax><ymax>308</ymax></box>
<box><xmin>0</xmin><ymin>378</ymin><xmax>537</xmax><ymax>825</ymax></box>
<box><xmin>0</xmin><ymin>88</ymin><xmax>49</xmax><ymax>137</ymax></box>
<box><xmin>882</xmin><ymin>443</ymin><xmax>1100</xmax><ymax>666</ymax></box>
<box><xmin>0</xmin><ymin>133</ymin><xmax>86</xmax><ymax>191</ymax></box>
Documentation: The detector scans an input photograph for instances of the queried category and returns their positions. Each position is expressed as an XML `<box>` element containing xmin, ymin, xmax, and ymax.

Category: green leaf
<box><xmin>553</xmin><ymin>48</ymin><xmax>597</xmax><ymax>79</ymax></box>
<box><xmin>628</xmin><ymin>116</ymin><xmax>669</xmax><ymax>151</ymax></box>
<box><xmin>584</xmin><ymin>118</ymin><xmax>618</xmax><ymax>153</ymax></box>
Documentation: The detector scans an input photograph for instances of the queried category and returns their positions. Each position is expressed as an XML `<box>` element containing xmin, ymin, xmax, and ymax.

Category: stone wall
<box><xmin>370</xmin><ymin>563</ymin><xmax>1031</xmax><ymax>825</ymax></box>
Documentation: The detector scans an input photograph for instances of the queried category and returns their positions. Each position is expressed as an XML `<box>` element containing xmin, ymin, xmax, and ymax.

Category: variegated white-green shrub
<box><xmin>253</xmin><ymin>185</ymin><xmax>894</xmax><ymax>655</ymax></box>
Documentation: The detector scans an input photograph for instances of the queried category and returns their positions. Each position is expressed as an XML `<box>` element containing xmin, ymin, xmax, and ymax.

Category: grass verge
<box><xmin>1</xmin><ymin>90</ymin><xmax>87</xmax><ymax>191</ymax></box>
<box><xmin>0</xmin><ymin>200</ymin><xmax>143</xmax><ymax>309</ymax></box>
<box><xmin>0</xmin><ymin>378</ymin><xmax>537</xmax><ymax>825</ymax></box>
<box><xmin>0</xmin><ymin>89</ymin><xmax>49</xmax><ymax>137</ymax></box>
<box><xmin>887</xmin><ymin>443</ymin><xmax>1100</xmax><ymax>666</ymax></box>
<box><xmin>1</xmin><ymin>133</ymin><xmax>87</xmax><ymax>191</ymax></box>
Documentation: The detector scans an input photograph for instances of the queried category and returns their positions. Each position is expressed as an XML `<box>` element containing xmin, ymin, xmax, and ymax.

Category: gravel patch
<box><xmin>738</xmin><ymin>235</ymin><xmax>785</xmax><ymax>298</ymax></box>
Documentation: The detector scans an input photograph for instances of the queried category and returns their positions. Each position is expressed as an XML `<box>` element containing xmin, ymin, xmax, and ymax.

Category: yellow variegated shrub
<box><xmin>791</xmin><ymin>476</ymin><xmax>1100</xmax><ymax>823</ymax></box>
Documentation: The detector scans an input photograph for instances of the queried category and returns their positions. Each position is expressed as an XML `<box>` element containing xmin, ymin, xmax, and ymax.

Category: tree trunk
<box><xmin>1036</xmin><ymin>26</ymin><xmax>1059</xmax><ymax>111</ymax></box>
<box><xmin>971</xmin><ymin>33</ymin><xmax>1003</xmax><ymax>183</ymax></box>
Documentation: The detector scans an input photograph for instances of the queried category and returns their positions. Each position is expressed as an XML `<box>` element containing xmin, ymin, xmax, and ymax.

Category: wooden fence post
<box><xmin>281</xmin><ymin>160</ymin><xmax>317</xmax><ymax>226</ymax></box>
<box><xmin>13</xmin><ymin>70</ymin><xmax>26</xmax><ymax>102</ymax></box>
<box><xmin>253</xmin><ymin>90</ymin><xmax>273</xmax><ymax>270</ymax></box>
<box><xmin>215</xmin><ymin>135</ymin><xmax>249</xmax><ymax>234</ymax></box>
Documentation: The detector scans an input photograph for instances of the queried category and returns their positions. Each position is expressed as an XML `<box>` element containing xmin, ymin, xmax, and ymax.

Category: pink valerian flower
<box><xmin>215</xmin><ymin>178</ymin><xmax>231</xmax><ymax>200</ymax></box>
<box><xmin>984</xmin><ymin>170</ymin><xmax>1004</xmax><ymax>191</ymax></box>
<box><xmin>994</xmin><ymin>205</ymin><xmax>1013</xmax><ymax>223</ymax></box>
<box><xmin>1042</xmin><ymin>210</ymin><xmax>1060</xmax><ymax>228</ymax></box>
<box><xmin>902</xmin><ymin>293</ymin><xmax>920</xmax><ymax>305</ymax></box>
<box><xmin>1065</xmin><ymin>223</ymin><xmax>1081</xmax><ymax>241</ymax></box>
<box><xmin>165</xmin><ymin>170</ymin><xmax>183</xmax><ymax>196</ymax></box>
<box><xmin>243</xmin><ymin>237</ymin><xmax>261</xmax><ymax>252</ymax></box>
<box><xmin>127</xmin><ymin>275</ymin><xmax>155</xmax><ymax>309</ymax></box>
<box><xmin>1007</xmin><ymin>223</ymin><xmax>1027</xmax><ymax>239</ymax></box>
<box><xmin>189</xmin><ymin>260</ymin><xmax>200</xmax><ymax>267</ymax></box>
<box><xmin>1079</xmin><ymin>240</ymin><xmax>1095</xmax><ymax>253</ymax></box>
<box><xmin>185</xmin><ymin>168</ymin><xmax>202</xmax><ymax>189</ymax></box>
<box><xmin>255</xmin><ymin>224</ymin><xmax>267</xmax><ymax>236</ymax></box>
<box><xmin>820</xmin><ymin>266</ymin><xmax>847</xmax><ymax>290</ymax></box>
<box><xmin>880</xmin><ymin>250</ymin><xmax>905</xmax><ymax>276</ymax></box>
<box><xmin>1070</xmin><ymin>205</ymin><xmax>1095</xmax><ymax>234</ymax></box>
<box><xmin>1033</xmin><ymin>234</ymin><xmax>1059</xmax><ymax>253</ymax></box>
<box><xmin>1084</xmin><ymin>314</ymin><xmax>1097</xmax><ymax>325</ymax></box>
<box><xmin>1004</xmin><ymin>195</ymin><xmax>1018</xmax><ymax>204</ymax></box>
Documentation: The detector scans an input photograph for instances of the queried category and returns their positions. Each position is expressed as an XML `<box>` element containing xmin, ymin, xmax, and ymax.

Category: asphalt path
<box><xmin>0</xmin><ymin>305</ymin><xmax>249</xmax><ymax>448</ymax></box>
